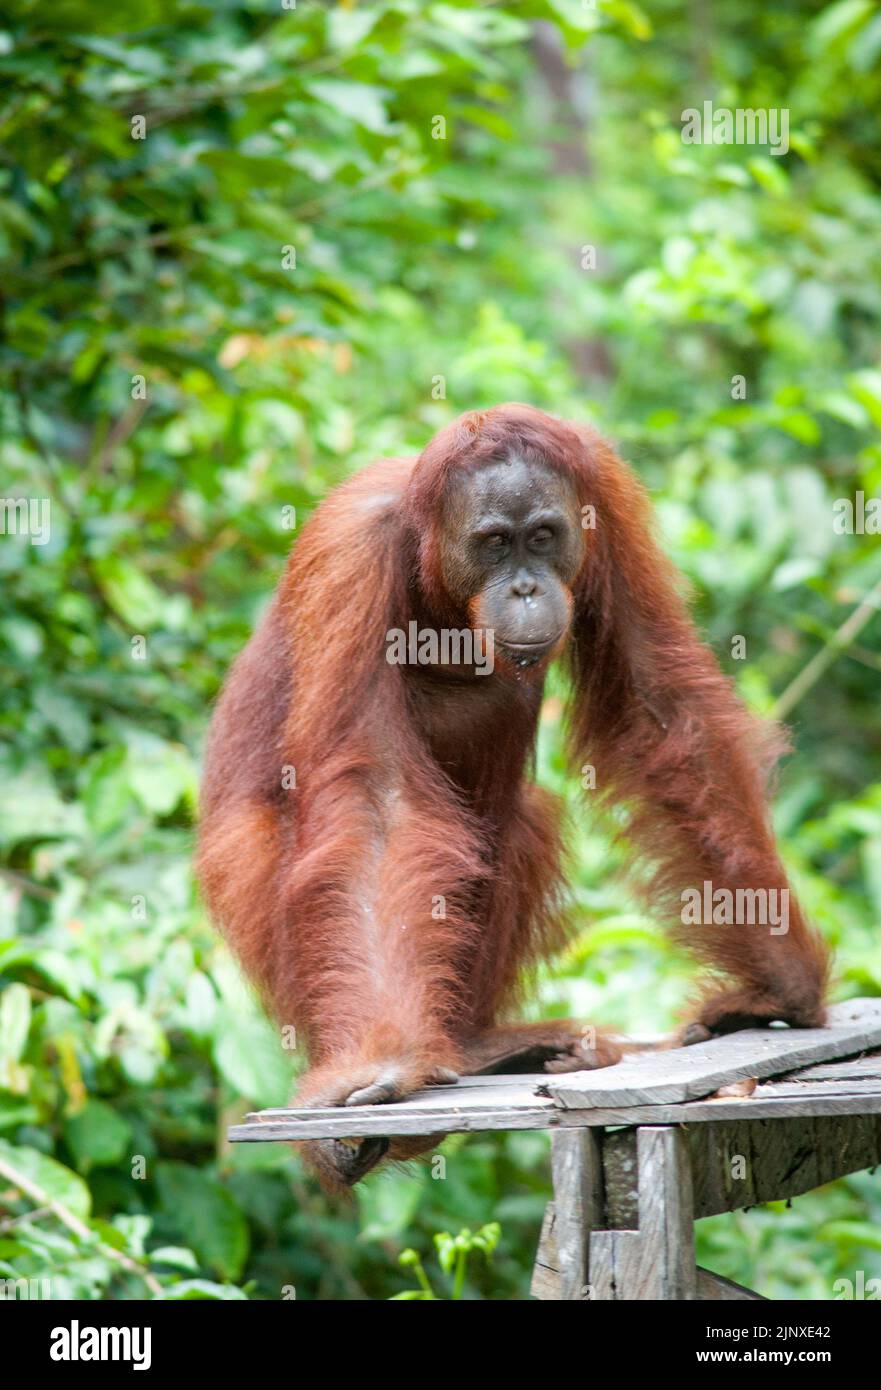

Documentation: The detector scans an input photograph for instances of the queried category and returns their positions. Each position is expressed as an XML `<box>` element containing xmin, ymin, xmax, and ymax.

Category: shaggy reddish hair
<box><xmin>197</xmin><ymin>404</ymin><xmax>829</xmax><ymax>1183</ymax></box>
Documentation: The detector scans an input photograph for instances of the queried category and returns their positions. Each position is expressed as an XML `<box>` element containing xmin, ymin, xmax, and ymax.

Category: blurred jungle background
<box><xmin>2</xmin><ymin>0</ymin><xmax>881</xmax><ymax>1300</ymax></box>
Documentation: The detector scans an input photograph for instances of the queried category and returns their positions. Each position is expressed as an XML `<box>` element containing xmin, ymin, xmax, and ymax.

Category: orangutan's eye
<box><xmin>530</xmin><ymin>526</ymin><xmax>554</xmax><ymax>549</ymax></box>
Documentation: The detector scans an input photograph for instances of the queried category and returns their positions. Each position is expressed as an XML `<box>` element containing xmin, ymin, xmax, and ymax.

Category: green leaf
<box><xmin>307</xmin><ymin>80</ymin><xmax>393</xmax><ymax>134</ymax></box>
<box><xmin>126</xmin><ymin>736</ymin><xmax>197</xmax><ymax>817</ymax></box>
<box><xmin>161</xmin><ymin>1279</ymin><xmax>248</xmax><ymax>1300</ymax></box>
<box><xmin>148</xmin><ymin>1246</ymin><xmax>199</xmax><ymax>1272</ymax></box>
<box><xmin>63</xmin><ymin>1100</ymin><xmax>132</xmax><ymax>1171</ymax></box>
<box><xmin>808</xmin><ymin>0</ymin><xmax>874</xmax><ymax>52</ymax></box>
<box><xmin>821</xmin><ymin>1220</ymin><xmax>881</xmax><ymax>1251</ymax></box>
<box><xmin>326</xmin><ymin>7</ymin><xmax>380</xmax><ymax>50</ymax></box>
<box><xmin>604</xmin><ymin>0</ymin><xmax>653</xmax><ymax>40</ymax></box>
<box><xmin>0</xmin><ymin>768</ymin><xmax>85</xmax><ymax>847</ymax></box>
<box><xmin>33</xmin><ymin>688</ymin><xmax>91</xmax><ymax>754</ymax></box>
<box><xmin>82</xmin><ymin>747</ymin><xmax>133</xmax><ymax>834</ymax></box>
<box><xmin>357</xmin><ymin>1168</ymin><xmax>426</xmax><ymax>1242</ymax></box>
<box><xmin>430</xmin><ymin>4</ymin><xmax>530</xmax><ymax>43</ymax></box>
<box><xmin>212</xmin><ymin>1011</ymin><xmax>293</xmax><ymax>1107</ymax></box>
<box><xmin>94</xmin><ymin>556</ymin><xmax>166</xmax><ymax>630</ymax></box>
<box><xmin>0</xmin><ymin>1139</ymin><xmax>91</xmax><ymax>1222</ymax></box>
<box><xmin>0</xmin><ymin>984</ymin><xmax>31</xmax><ymax>1064</ymax></box>
<box><xmin>849</xmin><ymin>370</ymin><xmax>881</xmax><ymax>428</ymax></box>
<box><xmin>156</xmin><ymin>1163</ymin><xmax>249</xmax><ymax>1281</ymax></box>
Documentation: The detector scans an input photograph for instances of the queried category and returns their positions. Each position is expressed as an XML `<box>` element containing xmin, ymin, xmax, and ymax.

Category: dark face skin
<box><xmin>439</xmin><ymin>456</ymin><xmax>584</xmax><ymax>669</ymax></box>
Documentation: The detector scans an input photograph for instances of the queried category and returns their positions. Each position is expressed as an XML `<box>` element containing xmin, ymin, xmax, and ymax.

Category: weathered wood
<box><xmin>589</xmin><ymin>1230</ymin><xmax>642</xmax><ymax>1300</ymax></box>
<box><xmin>228</xmin><ymin>1001</ymin><xmax>881</xmax><ymax>1143</ymax></box>
<box><xmin>228</xmin><ymin>1101</ymin><xmax>556</xmax><ymax>1141</ymax></box>
<box><xmin>690</xmin><ymin>1119</ymin><xmax>758</xmax><ymax>1219</ymax></box>
<box><xmin>536</xmin><ymin>1253</ymin><xmax>767</xmax><ymax>1301</ymax></box>
<box><xmin>640</xmin><ymin>1126</ymin><xmax>696</xmax><ymax>1299</ymax></box>
<box><xmin>690</xmin><ymin>1112</ymin><xmax>881</xmax><ymax>1217</ymax></box>
<box><xmin>558</xmin><ymin>1092</ymin><xmax>881</xmax><ymax>1127</ymax></box>
<box><xmin>602</xmin><ymin>1128</ymin><xmax>640</xmax><ymax>1226</ymax></box>
<box><xmin>590</xmin><ymin>1128</ymin><xmax>696</xmax><ymax>1300</ymax></box>
<box><xmin>223</xmin><ymin>1000</ymin><xmax>881</xmax><ymax>1302</ymax></box>
<box><xmin>251</xmin><ymin>1075</ymin><xmax>553</xmax><ymax>1114</ymax></box>
<box><xmin>780</xmin><ymin>1051</ymin><xmax>881</xmax><ymax>1082</ymax></box>
<box><xmin>550</xmin><ymin>1129</ymin><xmax>601</xmax><ymax>1300</ymax></box>
<box><xmin>605</xmin><ymin>1113</ymin><xmax>881</xmax><ymax>1225</ymax></box>
<box><xmin>532</xmin><ymin>1111</ymin><xmax>881</xmax><ymax>1298</ymax></box>
<box><xmin>548</xmin><ymin>999</ymin><xmax>881</xmax><ymax>1109</ymax></box>
<box><xmin>696</xmin><ymin>1268</ymin><xmax>765</xmax><ymax>1301</ymax></box>
<box><xmin>748</xmin><ymin>1078</ymin><xmax>881</xmax><ymax>1097</ymax></box>
<box><xmin>228</xmin><ymin>1085</ymin><xmax>881</xmax><ymax>1141</ymax></box>
<box><xmin>530</xmin><ymin>1202</ymin><xmax>560</xmax><ymax>1300</ymax></box>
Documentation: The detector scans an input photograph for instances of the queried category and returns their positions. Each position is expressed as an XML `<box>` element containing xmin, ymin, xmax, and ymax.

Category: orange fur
<box><xmin>196</xmin><ymin>405</ymin><xmax>829</xmax><ymax>1185</ymax></box>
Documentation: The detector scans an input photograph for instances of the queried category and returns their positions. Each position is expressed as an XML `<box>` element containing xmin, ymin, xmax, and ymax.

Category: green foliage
<box><xmin>392</xmin><ymin>1223</ymin><xmax>501</xmax><ymax>1299</ymax></box>
<box><xmin>1</xmin><ymin>0</ymin><xmax>880</xmax><ymax>1299</ymax></box>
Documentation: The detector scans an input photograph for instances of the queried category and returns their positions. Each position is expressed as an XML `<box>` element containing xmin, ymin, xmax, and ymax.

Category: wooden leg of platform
<box><xmin>533</xmin><ymin>1125</ymin><xmax>699</xmax><ymax>1300</ymax></box>
<box><xmin>591</xmin><ymin>1127</ymin><xmax>696</xmax><ymax>1300</ymax></box>
<box><xmin>546</xmin><ymin>1128</ymin><xmax>602</xmax><ymax>1300</ymax></box>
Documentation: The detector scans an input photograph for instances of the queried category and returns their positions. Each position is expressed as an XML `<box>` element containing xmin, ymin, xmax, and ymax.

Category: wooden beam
<box><xmin>696</xmin><ymin>1268</ymin><xmax>765</xmax><ymax>1301</ymax></box>
<box><xmin>550</xmin><ymin>1129</ymin><xmax>602</xmax><ymax>1300</ymax></box>
<box><xmin>530</xmin><ymin>1203</ymin><xmax>560</xmax><ymax>1300</ymax></box>
<box><xmin>228</xmin><ymin>1006</ymin><xmax>881</xmax><ymax>1144</ymax></box>
<box><xmin>605</xmin><ymin>1113</ymin><xmax>881</xmax><ymax>1224</ymax></box>
<box><xmin>591</xmin><ymin>1128</ymin><xmax>696</xmax><ymax>1300</ymax></box>
<box><xmin>228</xmin><ymin>1086</ymin><xmax>881</xmax><ymax>1142</ymax></box>
<box><xmin>548</xmin><ymin>999</ymin><xmax>881</xmax><ymax>1109</ymax></box>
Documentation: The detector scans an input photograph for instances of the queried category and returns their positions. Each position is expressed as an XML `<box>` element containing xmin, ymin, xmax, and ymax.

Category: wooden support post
<box><xmin>534</xmin><ymin>1124</ymin><xmax>704</xmax><ymax>1299</ymax></box>
<box><xmin>590</xmin><ymin>1126</ymin><xmax>696</xmax><ymax>1300</ymax></box>
<box><xmin>549</xmin><ymin>1128</ymin><xmax>602</xmax><ymax>1300</ymax></box>
<box><xmin>639</xmin><ymin>1126</ymin><xmax>696</xmax><ymax>1299</ymax></box>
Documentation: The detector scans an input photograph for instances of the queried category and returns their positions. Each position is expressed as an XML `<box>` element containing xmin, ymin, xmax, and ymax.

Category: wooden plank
<box><xmin>590</xmin><ymin>1230</ymin><xmax>641</xmax><ymax>1301</ymax></box>
<box><xmin>530</xmin><ymin>1203</ymin><xmax>559</xmax><ymax>1300</ymax></box>
<box><xmin>227</xmin><ymin>1001</ymin><xmax>881</xmax><ymax>1143</ymax></box>
<box><xmin>548</xmin><ymin>999</ymin><xmax>881</xmax><ymax>1109</ymax></box>
<box><xmin>559</xmin><ymin>1091</ymin><xmax>881</xmax><ymax>1127</ymax></box>
<box><xmin>696</xmin><ymin>1268</ymin><xmax>765</xmax><ymax>1301</ymax></box>
<box><xmin>247</xmin><ymin>1079</ymin><xmax>551</xmax><ymax>1120</ymax></box>
<box><xmin>748</xmin><ymin>1078</ymin><xmax>881</xmax><ymax>1098</ymax></box>
<box><xmin>598</xmin><ymin>1113</ymin><xmax>880</xmax><ymax>1226</ymax></box>
<box><xmin>779</xmin><ymin>1052</ymin><xmax>881</xmax><ymax>1082</ymax></box>
<box><xmin>228</xmin><ymin>1086</ymin><xmax>881</xmax><ymax>1142</ymax></box>
<box><xmin>535</xmin><ymin>1257</ymin><xmax>765</xmax><ymax>1302</ymax></box>
<box><xmin>835</xmin><ymin>1111</ymin><xmax>879</xmax><ymax>1181</ymax></box>
<box><xmin>616</xmin><ymin>1114</ymin><xmax>881</xmax><ymax>1225</ymax></box>
<box><xmin>634</xmin><ymin>1127</ymin><xmax>696</xmax><ymax>1299</ymax></box>
<box><xmin>228</xmin><ymin>1103</ymin><xmax>555</xmax><ymax>1142</ymax></box>
<box><xmin>691</xmin><ymin>1118</ymin><xmax>758</xmax><ymax>1219</ymax></box>
<box><xmin>550</xmin><ymin>1129</ymin><xmax>601</xmax><ymax>1300</ymax></box>
<box><xmin>251</xmin><ymin>1073</ymin><xmax>550</xmax><ymax>1107</ymax></box>
<box><xmin>241</xmin><ymin>1040</ymin><xmax>880</xmax><ymax>1120</ymax></box>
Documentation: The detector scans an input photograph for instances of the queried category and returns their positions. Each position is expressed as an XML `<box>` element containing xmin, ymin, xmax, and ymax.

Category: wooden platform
<box><xmin>228</xmin><ymin>998</ymin><xmax>881</xmax><ymax>1300</ymax></box>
